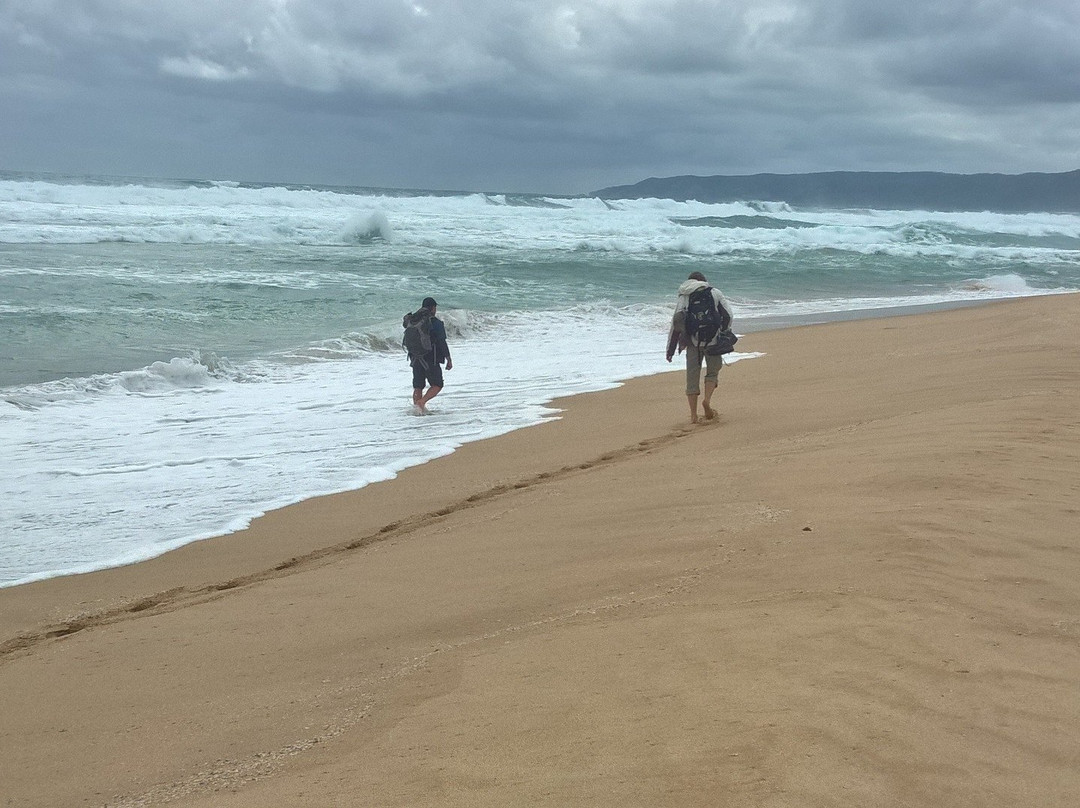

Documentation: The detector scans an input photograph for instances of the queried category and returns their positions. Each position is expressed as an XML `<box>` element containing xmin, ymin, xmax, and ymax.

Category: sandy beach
<box><xmin>2</xmin><ymin>294</ymin><xmax>1079</xmax><ymax>807</ymax></box>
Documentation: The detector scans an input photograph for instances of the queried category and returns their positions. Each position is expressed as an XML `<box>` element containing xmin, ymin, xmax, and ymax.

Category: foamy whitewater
<box><xmin>2</xmin><ymin>172</ymin><xmax>1079</xmax><ymax>586</ymax></box>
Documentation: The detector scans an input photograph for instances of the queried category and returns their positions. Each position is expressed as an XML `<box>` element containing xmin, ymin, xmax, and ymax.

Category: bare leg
<box><xmin>687</xmin><ymin>393</ymin><xmax>699</xmax><ymax>423</ymax></box>
<box><xmin>702</xmin><ymin>380</ymin><xmax>717</xmax><ymax>419</ymax></box>
<box><xmin>412</xmin><ymin>388</ymin><xmax>423</xmax><ymax>408</ymax></box>
<box><xmin>418</xmin><ymin>384</ymin><xmax>442</xmax><ymax>413</ymax></box>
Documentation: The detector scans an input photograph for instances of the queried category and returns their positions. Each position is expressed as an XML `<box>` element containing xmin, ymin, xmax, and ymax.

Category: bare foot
<box><xmin>703</xmin><ymin>402</ymin><xmax>715</xmax><ymax>420</ymax></box>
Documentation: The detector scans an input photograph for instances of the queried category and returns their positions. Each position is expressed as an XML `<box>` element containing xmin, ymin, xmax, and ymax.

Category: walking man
<box><xmin>665</xmin><ymin>272</ymin><xmax>734</xmax><ymax>423</ymax></box>
<box><xmin>403</xmin><ymin>296</ymin><xmax>453</xmax><ymax>414</ymax></box>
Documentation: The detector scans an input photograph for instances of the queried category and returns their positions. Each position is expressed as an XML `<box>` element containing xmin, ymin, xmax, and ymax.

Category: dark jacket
<box><xmin>429</xmin><ymin>317</ymin><xmax>451</xmax><ymax>365</ymax></box>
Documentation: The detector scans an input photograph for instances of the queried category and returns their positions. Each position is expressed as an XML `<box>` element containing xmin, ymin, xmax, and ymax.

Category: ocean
<box><xmin>2</xmin><ymin>171</ymin><xmax>1079</xmax><ymax>588</ymax></box>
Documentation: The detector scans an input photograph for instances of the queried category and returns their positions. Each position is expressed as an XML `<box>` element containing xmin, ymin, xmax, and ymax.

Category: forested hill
<box><xmin>591</xmin><ymin>170</ymin><xmax>1080</xmax><ymax>212</ymax></box>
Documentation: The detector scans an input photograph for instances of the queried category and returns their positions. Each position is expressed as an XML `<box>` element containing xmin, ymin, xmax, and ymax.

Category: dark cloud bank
<box><xmin>1</xmin><ymin>1</ymin><xmax>1078</xmax><ymax>195</ymax></box>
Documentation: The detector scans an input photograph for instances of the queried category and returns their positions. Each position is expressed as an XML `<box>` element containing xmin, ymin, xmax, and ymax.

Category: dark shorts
<box><xmin>412</xmin><ymin>358</ymin><xmax>444</xmax><ymax>389</ymax></box>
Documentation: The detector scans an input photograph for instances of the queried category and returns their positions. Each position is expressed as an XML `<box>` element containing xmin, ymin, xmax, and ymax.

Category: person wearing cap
<box><xmin>410</xmin><ymin>296</ymin><xmax>452</xmax><ymax>414</ymax></box>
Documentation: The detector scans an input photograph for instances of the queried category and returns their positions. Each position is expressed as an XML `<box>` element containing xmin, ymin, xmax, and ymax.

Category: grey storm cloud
<box><xmin>1</xmin><ymin>0</ymin><xmax>1078</xmax><ymax>193</ymax></box>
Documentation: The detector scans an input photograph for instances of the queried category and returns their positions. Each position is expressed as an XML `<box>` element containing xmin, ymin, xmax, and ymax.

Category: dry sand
<box><xmin>2</xmin><ymin>294</ymin><xmax>1078</xmax><ymax>807</ymax></box>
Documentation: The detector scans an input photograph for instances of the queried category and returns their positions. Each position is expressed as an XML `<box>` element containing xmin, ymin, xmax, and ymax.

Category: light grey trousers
<box><xmin>685</xmin><ymin>343</ymin><xmax>723</xmax><ymax>395</ymax></box>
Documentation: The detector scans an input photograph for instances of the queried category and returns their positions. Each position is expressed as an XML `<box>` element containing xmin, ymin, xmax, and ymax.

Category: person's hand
<box><xmin>445</xmin><ymin>359</ymin><xmax>453</xmax><ymax>370</ymax></box>
<box><xmin>665</xmin><ymin>354</ymin><xmax>673</xmax><ymax>363</ymax></box>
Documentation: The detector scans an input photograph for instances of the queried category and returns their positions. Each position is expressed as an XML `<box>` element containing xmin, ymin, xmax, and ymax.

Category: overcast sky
<box><xmin>2</xmin><ymin>0</ymin><xmax>1078</xmax><ymax>194</ymax></box>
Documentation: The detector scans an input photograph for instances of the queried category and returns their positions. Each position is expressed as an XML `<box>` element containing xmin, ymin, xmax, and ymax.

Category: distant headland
<box><xmin>591</xmin><ymin>170</ymin><xmax>1080</xmax><ymax>213</ymax></box>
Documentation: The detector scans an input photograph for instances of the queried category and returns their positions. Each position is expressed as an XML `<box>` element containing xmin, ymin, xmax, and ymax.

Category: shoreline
<box><xmin>3</xmin><ymin>292</ymin><xmax>1059</xmax><ymax>592</ymax></box>
<box><xmin>2</xmin><ymin>293</ymin><xmax>1079</xmax><ymax>806</ymax></box>
<box><xmin>0</xmin><ymin>292</ymin><xmax>1072</xmax><ymax>630</ymax></box>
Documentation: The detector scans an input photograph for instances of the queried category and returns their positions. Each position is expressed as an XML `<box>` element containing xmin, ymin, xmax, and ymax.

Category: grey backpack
<box><xmin>402</xmin><ymin>310</ymin><xmax>433</xmax><ymax>360</ymax></box>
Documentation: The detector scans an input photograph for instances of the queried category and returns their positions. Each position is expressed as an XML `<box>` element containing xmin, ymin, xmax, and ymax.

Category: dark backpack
<box><xmin>684</xmin><ymin>287</ymin><xmax>729</xmax><ymax>348</ymax></box>
<box><xmin>402</xmin><ymin>309</ymin><xmax>433</xmax><ymax>361</ymax></box>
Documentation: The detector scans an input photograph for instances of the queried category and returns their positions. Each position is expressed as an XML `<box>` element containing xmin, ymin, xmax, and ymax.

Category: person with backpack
<box><xmin>402</xmin><ymin>296</ymin><xmax>453</xmax><ymax>414</ymax></box>
<box><xmin>665</xmin><ymin>272</ymin><xmax>735</xmax><ymax>423</ymax></box>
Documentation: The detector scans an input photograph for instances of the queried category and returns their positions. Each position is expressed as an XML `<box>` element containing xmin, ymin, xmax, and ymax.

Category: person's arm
<box><xmin>433</xmin><ymin>319</ymin><xmax>452</xmax><ymax>369</ymax></box>
<box><xmin>666</xmin><ymin>310</ymin><xmax>684</xmax><ymax>361</ymax></box>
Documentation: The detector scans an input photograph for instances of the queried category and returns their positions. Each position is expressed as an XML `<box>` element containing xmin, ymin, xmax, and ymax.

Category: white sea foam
<box><xmin>961</xmin><ymin>273</ymin><xmax>1038</xmax><ymax>295</ymax></box>
<box><xmin>2</xmin><ymin>303</ymin><xmax>721</xmax><ymax>586</ymax></box>
<box><xmin>340</xmin><ymin>210</ymin><xmax>392</xmax><ymax>242</ymax></box>
<box><xmin>2</xmin><ymin>174</ymin><xmax>1078</xmax><ymax>588</ymax></box>
<box><xmin>2</xmin><ymin>179</ymin><xmax>1078</xmax><ymax>265</ymax></box>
